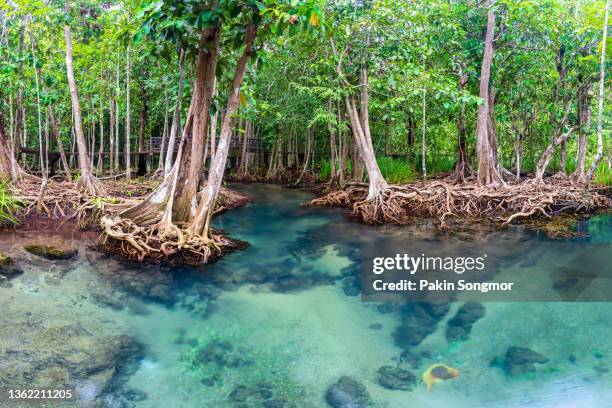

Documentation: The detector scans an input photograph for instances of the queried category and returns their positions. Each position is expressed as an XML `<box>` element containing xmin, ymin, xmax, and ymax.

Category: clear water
<box><xmin>1</xmin><ymin>184</ymin><xmax>611</xmax><ymax>408</ymax></box>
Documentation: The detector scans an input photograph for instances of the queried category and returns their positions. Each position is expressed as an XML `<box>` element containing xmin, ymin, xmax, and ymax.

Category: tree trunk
<box><xmin>13</xmin><ymin>18</ymin><xmax>25</xmax><ymax>166</ymax></box>
<box><xmin>475</xmin><ymin>2</ymin><xmax>503</xmax><ymax>186</ymax></box>
<box><xmin>344</xmin><ymin>65</ymin><xmax>388</xmax><ymax>199</ymax></box>
<box><xmin>125</xmin><ymin>43</ymin><xmax>132</xmax><ymax>180</ymax></box>
<box><xmin>164</xmin><ymin>48</ymin><xmax>186</xmax><ymax>176</ymax></box>
<box><xmin>421</xmin><ymin>85</ymin><xmax>427</xmax><ymax>179</ymax></box>
<box><xmin>295</xmin><ymin>128</ymin><xmax>312</xmax><ymax>185</ymax></box>
<box><xmin>97</xmin><ymin>106</ymin><xmax>105</xmax><ymax>174</ymax></box>
<box><xmin>188</xmin><ymin>23</ymin><xmax>257</xmax><ymax>236</ymax></box>
<box><xmin>47</xmin><ymin>106</ymin><xmax>72</xmax><ymax>180</ymax></box>
<box><xmin>587</xmin><ymin>0</ymin><xmax>609</xmax><ymax>180</ymax></box>
<box><xmin>453</xmin><ymin>61</ymin><xmax>472</xmax><ymax>182</ymax></box>
<box><xmin>63</xmin><ymin>1</ymin><xmax>104</xmax><ymax>194</ymax></box>
<box><xmin>109</xmin><ymin>98</ymin><xmax>115</xmax><ymax>173</ymax></box>
<box><xmin>114</xmin><ymin>48</ymin><xmax>120</xmax><ymax>172</ymax></box>
<box><xmin>137</xmin><ymin>83</ymin><xmax>148</xmax><ymax>176</ymax></box>
<box><xmin>536</xmin><ymin>126</ymin><xmax>578</xmax><ymax>180</ymax></box>
<box><xmin>172</xmin><ymin>27</ymin><xmax>220</xmax><ymax>223</ymax></box>
<box><xmin>156</xmin><ymin>79</ymin><xmax>170</xmax><ymax>174</ymax></box>
<box><xmin>0</xmin><ymin>109</ymin><xmax>15</xmax><ymax>180</ymax></box>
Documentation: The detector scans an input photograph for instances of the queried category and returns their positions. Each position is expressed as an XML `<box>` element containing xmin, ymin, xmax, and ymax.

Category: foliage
<box><xmin>0</xmin><ymin>182</ymin><xmax>21</xmax><ymax>225</ymax></box>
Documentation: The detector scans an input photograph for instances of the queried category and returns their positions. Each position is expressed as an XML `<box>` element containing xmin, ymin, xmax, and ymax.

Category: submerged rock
<box><xmin>85</xmin><ymin>251</ymin><xmax>176</xmax><ymax>303</ymax></box>
<box><xmin>24</xmin><ymin>244</ymin><xmax>78</xmax><ymax>260</ymax></box>
<box><xmin>0</xmin><ymin>320</ymin><xmax>143</xmax><ymax>400</ymax></box>
<box><xmin>394</xmin><ymin>302</ymin><xmax>450</xmax><ymax>347</ymax></box>
<box><xmin>0</xmin><ymin>253</ymin><xmax>23</xmax><ymax>280</ymax></box>
<box><xmin>325</xmin><ymin>376</ymin><xmax>370</xmax><ymax>408</ymax></box>
<box><xmin>341</xmin><ymin>275</ymin><xmax>360</xmax><ymax>296</ymax></box>
<box><xmin>399</xmin><ymin>349</ymin><xmax>432</xmax><ymax>370</ymax></box>
<box><xmin>377</xmin><ymin>365</ymin><xmax>416</xmax><ymax>391</ymax></box>
<box><xmin>122</xmin><ymin>387</ymin><xmax>147</xmax><ymax>401</ymax></box>
<box><xmin>491</xmin><ymin>346</ymin><xmax>549</xmax><ymax>377</ymax></box>
<box><xmin>446</xmin><ymin>302</ymin><xmax>486</xmax><ymax>342</ymax></box>
<box><xmin>228</xmin><ymin>383</ymin><xmax>274</xmax><ymax>404</ymax></box>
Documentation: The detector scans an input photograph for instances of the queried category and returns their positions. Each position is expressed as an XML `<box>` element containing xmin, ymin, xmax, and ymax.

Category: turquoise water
<box><xmin>0</xmin><ymin>184</ymin><xmax>611</xmax><ymax>407</ymax></box>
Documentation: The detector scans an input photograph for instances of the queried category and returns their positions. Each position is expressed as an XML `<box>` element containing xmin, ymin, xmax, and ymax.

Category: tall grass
<box><xmin>318</xmin><ymin>157</ymin><xmax>416</xmax><ymax>184</ymax></box>
<box><xmin>594</xmin><ymin>164</ymin><xmax>612</xmax><ymax>186</ymax></box>
<box><xmin>377</xmin><ymin>156</ymin><xmax>416</xmax><ymax>183</ymax></box>
<box><xmin>0</xmin><ymin>182</ymin><xmax>21</xmax><ymax>225</ymax></box>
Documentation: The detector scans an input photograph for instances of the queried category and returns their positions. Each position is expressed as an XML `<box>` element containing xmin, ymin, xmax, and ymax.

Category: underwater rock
<box><xmin>24</xmin><ymin>244</ymin><xmax>78</xmax><ymax>260</ymax></box>
<box><xmin>491</xmin><ymin>346</ymin><xmax>549</xmax><ymax>377</ymax></box>
<box><xmin>228</xmin><ymin>383</ymin><xmax>274</xmax><ymax>403</ymax></box>
<box><xmin>399</xmin><ymin>349</ymin><xmax>432</xmax><ymax>370</ymax></box>
<box><xmin>0</xmin><ymin>320</ymin><xmax>143</xmax><ymax>399</ymax></box>
<box><xmin>271</xmin><ymin>273</ymin><xmax>335</xmax><ymax>293</ymax></box>
<box><xmin>85</xmin><ymin>251</ymin><xmax>176</xmax><ymax>303</ymax></box>
<box><xmin>368</xmin><ymin>323</ymin><xmax>383</xmax><ymax>331</ymax></box>
<box><xmin>445</xmin><ymin>302</ymin><xmax>486</xmax><ymax>342</ymax></box>
<box><xmin>90</xmin><ymin>289</ymin><xmax>127</xmax><ymax>311</ymax></box>
<box><xmin>377</xmin><ymin>365</ymin><xmax>416</xmax><ymax>391</ymax></box>
<box><xmin>325</xmin><ymin>376</ymin><xmax>370</xmax><ymax>408</ymax></box>
<box><xmin>341</xmin><ymin>276</ymin><xmax>360</xmax><ymax>297</ymax></box>
<box><xmin>122</xmin><ymin>387</ymin><xmax>147</xmax><ymax>401</ymax></box>
<box><xmin>394</xmin><ymin>302</ymin><xmax>450</xmax><ymax>347</ymax></box>
<box><xmin>195</xmin><ymin>340</ymin><xmax>251</xmax><ymax>369</ymax></box>
<box><xmin>0</xmin><ymin>253</ymin><xmax>23</xmax><ymax>280</ymax></box>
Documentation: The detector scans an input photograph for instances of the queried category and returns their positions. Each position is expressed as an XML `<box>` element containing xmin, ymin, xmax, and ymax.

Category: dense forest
<box><xmin>0</xmin><ymin>0</ymin><xmax>610</xmax><ymax>263</ymax></box>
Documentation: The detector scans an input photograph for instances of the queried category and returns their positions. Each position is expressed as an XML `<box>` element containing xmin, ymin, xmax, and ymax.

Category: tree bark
<box><xmin>536</xmin><ymin>126</ymin><xmax>578</xmax><ymax>180</ymax></box>
<box><xmin>63</xmin><ymin>1</ymin><xmax>104</xmax><ymax>194</ymax></box>
<box><xmin>421</xmin><ymin>83</ymin><xmax>427</xmax><ymax>179</ymax></box>
<box><xmin>156</xmin><ymin>78</ymin><xmax>170</xmax><ymax>174</ymax></box>
<box><xmin>189</xmin><ymin>23</ymin><xmax>257</xmax><ymax>236</ymax></box>
<box><xmin>475</xmin><ymin>2</ymin><xmax>503</xmax><ymax>186</ymax></box>
<box><xmin>172</xmin><ymin>27</ymin><xmax>220</xmax><ymax>223</ymax></box>
<box><xmin>137</xmin><ymin>82</ymin><xmax>148</xmax><ymax>176</ymax></box>
<box><xmin>109</xmin><ymin>98</ymin><xmax>115</xmax><ymax>173</ymax></box>
<box><xmin>587</xmin><ymin>0</ymin><xmax>609</xmax><ymax>180</ymax></box>
<box><xmin>164</xmin><ymin>48</ymin><xmax>186</xmax><ymax>176</ymax></box>
<box><xmin>125</xmin><ymin>43</ymin><xmax>132</xmax><ymax>180</ymax></box>
<box><xmin>13</xmin><ymin>18</ymin><xmax>25</xmax><ymax>165</ymax></box>
<box><xmin>47</xmin><ymin>106</ymin><xmax>72</xmax><ymax>180</ymax></box>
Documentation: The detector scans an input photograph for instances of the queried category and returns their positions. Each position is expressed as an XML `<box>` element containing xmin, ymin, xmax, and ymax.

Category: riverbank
<box><xmin>308</xmin><ymin>177</ymin><xmax>612</xmax><ymax>235</ymax></box>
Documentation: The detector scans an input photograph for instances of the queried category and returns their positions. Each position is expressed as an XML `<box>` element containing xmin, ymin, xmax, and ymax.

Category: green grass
<box><xmin>377</xmin><ymin>156</ymin><xmax>416</xmax><ymax>183</ymax></box>
<box><xmin>0</xmin><ymin>182</ymin><xmax>21</xmax><ymax>225</ymax></box>
<box><xmin>594</xmin><ymin>164</ymin><xmax>612</xmax><ymax>186</ymax></box>
<box><xmin>318</xmin><ymin>157</ymin><xmax>416</xmax><ymax>184</ymax></box>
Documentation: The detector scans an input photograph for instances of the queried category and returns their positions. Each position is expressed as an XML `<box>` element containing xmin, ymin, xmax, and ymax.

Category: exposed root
<box><xmin>99</xmin><ymin>215</ymin><xmax>238</xmax><ymax>264</ymax></box>
<box><xmin>75</xmin><ymin>172</ymin><xmax>107</xmax><ymax>196</ymax></box>
<box><xmin>309</xmin><ymin>178</ymin><xmax>611</xmax><ymax>228</ymax></box>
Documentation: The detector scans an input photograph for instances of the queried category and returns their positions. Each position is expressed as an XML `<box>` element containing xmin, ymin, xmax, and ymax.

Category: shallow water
<box><xmin>0</xmin><ymin>184</ymin><xmax>611</xmax><ymax>408</ymax></box>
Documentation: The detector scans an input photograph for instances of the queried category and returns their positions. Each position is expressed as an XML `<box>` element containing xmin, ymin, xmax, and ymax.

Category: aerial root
<box><xmin>308</xmin><ymin>178</ymin><xmax>611</xmax><ymax>227</ymax></box>
<box><xmin>99</xmin><ymin>215</ymin><xmax>234</xmax><ymax>264</ymax></box>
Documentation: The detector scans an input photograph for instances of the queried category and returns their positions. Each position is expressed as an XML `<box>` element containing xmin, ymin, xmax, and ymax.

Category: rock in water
<box><xmin>377</xmin><ymin>366</ymin><xmax>416</xmax><ymax>390</ymax></box>
<box><xmin>325</xmin><ymin>376</ymin><xmax>370</xmax><ymax>408</ymax></box>
<box><xmin>24</xmin><ymin>244</ymin><xmax>78</xmax><ymax>260</ymax></box>
<box><xmin>394</xmin><ymin>302</ymin><xmax>450</xmax><ymax>347</ymax></box>
<box><xmin>0</xmin><ymin>253</ymin><xmax>23</xmax><ymax>280</ymax></box>
<box><xmin>491</xmin><ymin>346</ymin><xmax>549</xmax><ymax>377</ymax></box>
<box><xmin>446</xmin><ymin>302</ymin><xmax>486</xmax><ymax>342</ymax></box>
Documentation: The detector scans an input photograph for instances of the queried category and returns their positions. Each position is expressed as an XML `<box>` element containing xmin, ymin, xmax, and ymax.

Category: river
<box><xmin>0</xmin><ymin>183</ymin><xmax>610</xmax><ymax>407</ymax></box>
